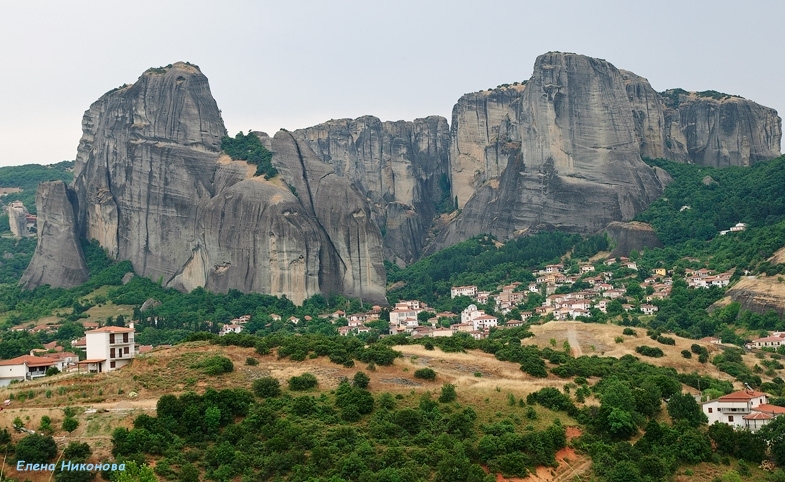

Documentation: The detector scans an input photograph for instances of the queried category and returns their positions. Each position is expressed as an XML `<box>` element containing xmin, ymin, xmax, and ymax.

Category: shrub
<box><xmin>15</xmin><ymin>433</ymin><xmax>57</xmax><ymax>463</ymax></box>
<box><xmin>45</xmin><ymin>366</ymin><xmax>60</xmax><ymax>377</ymax></box>
<box><xmin>289</xmin><ymin>373</ymin><xmax>318</xmax><ymax>391</ymax></box>
<box><xmin>191</xmin><ymin>355</ymin><xmax>233</xmax><ymax>375</ymax></box>
<box><xmin>62</xmin><ymin>417</ymin><xmax>79</xmax><ymax>433</ymax></box>
<box><xmin>615</xmin><ymin>336</ymin><xmax>624</xmax><ymax>344</ymax></box>
<box><xmin>413</xmin><ymin>368</ymin><xmax>436</xmax><ymax>380</ymax></box>
<box><xmin>352</xmin><ymin>371</ymin><xmax>370</xmax><ymax>389</ymax></box>
<box><xmin>681</xmin><ymin>350</ymin><xmax>692</xmax><ymax>359</ymax></box>
<box><xmin>439</xmin><ymin>384</ymin><xmax>457</xmax><ymax>403</ymax></box>
<box><xmin>622</xmin><ymin>327</ymin><xmax>636</xmax><ymax>336</ymax></box>
<box><xmin>656</xmin><ymin>335</ymin><xmax>676</xmax><ymax>346</ymax></box>
<box><xmin>245</xmin><ymin>357</ymin><xmax>258</xmax><ymax>366</ymax></box>
<box><xmin>252</xmin><ymin>377</ymin><xmax>281</xmax><ymax>398</ymax></box>
<box><xmin>635</xmin><ymin>346</ymin><xmax>664</xmax><ymax>358</ymax></box>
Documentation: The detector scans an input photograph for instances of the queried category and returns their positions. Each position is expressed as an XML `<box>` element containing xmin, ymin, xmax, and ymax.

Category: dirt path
<box><xmin>566</xmin><ymin>326</ymin><xmax>582</xmax><ymax>357</ymax></box>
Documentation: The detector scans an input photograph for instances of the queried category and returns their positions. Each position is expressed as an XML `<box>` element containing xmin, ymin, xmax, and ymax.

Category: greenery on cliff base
<box><xmin>221</xmin><ymin>131</ymin><xmax>277</xmax><ymax>179</ymax></box>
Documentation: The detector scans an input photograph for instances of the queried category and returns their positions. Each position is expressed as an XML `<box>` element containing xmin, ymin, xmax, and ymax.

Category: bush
<box><xmin>15</xmin><ymin>433</ymin><xmax>57</xmax><ymax>463</ymax></box>
<box><xmin>45</xmin><ymin>366</ymin><xmax>60</xmax><ymax>377</ymax></box>
<box><xmin>622</xmin><ymin>327</ymin><xmax>636</xmax><ymax>336</ymax></box>
<box><xmin>657</xmin><ymin>335</ymin><xmax>676</xmax><ymax>346</ymax></box>
<box><xmin>289</xmin><ymin>373</ymin><xmax>318</xmax><ymax>391</ymax></box>
<box><xmin>439</xmin><ymin>384</ymin><xmax>457</xmax><ymax>403</ymax></box>
<box><xmin>636</xmin><ymin>346</ymin><xmax>664</xmax><ymax>358</ymax></box>
<box><xmin>413</xmin><ymin>368</ymin><xmax>436</xmax><ymax>380</ymax></box>
<box><xmin>352</xmin><ymin>371</ymin><xmax>370</xmax><ymax>389</ymax></box>
<box><xmin>62</xmin><ymin>417</ymin><xmax>79</xmax><ymax>433</ymax></box>
<box><xmin>252</xmin><ymin>377</ymin><xmax>281</xmax><ymax>398</ymax></box>
<box><xmin>681</xmin><ymin>350</ymin><xmax>692</xmax><ymax>359</ymax></box>
<box><xmin>191</xmin><ymin>355</ymin><xmax>234</xmax><ymax>375</ymax></box>
<box><xmin>245</xmin><ymin>357</ymin><xmax>258</xmax><ymax>366</ymax></box>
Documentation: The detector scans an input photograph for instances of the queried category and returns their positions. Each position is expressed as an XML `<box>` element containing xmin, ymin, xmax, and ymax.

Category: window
<box><xmin>708</xmin><ymin>408</ymin><xmax>713</xmax><ymax>413</ymax></box>
<box><xmin>728</xmin><ymin>416</ymin><xmax>734</xmax><ymax>422</ymax></box>
<box><xmin>123</xmin><ymin>333</ymin><xmax>129</xmax><ymax>343</ymax></box>
<box><xmin>110</xmin><ymin>361</ymin><xmax>116</xmax><ymax>368</ymax></box>
<box><xmin>124</xmin><ymin>347</ymin><xmax>129</xmax><ymax>355</ymax></box>
<box><xmin>110</xmin><ymin>348</ymin><xmax>115</xmax><ymax>359</ymax></box>
<box><xmin>109</xmin><ymin>334</ymin><xmax>115</xmax><ymax>344</ymax></box>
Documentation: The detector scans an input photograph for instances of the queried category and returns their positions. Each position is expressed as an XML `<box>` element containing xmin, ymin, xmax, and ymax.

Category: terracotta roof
<box><xmin>755</xmin><ymin>404</ymin><xmax>785</xmax><ymax>414</ymax></box>
<box><xmin>0</xmin><ymin>355</ymin><xmax>59</xmax><ymax>367</ymax></box>
<box><xmin>77</xmin><ymin>359</ymin><xmax>107</xmax><ymax>364</ymax></box>
<box><xmin>718</xmin><ymin>390</ymin><xmax>767</xmax><ymax>402</ymax></box>
<box><xmin>743</xmin><ymin>412</ymin><xmax>773</xmax><ymax>420</ymax></box>
<box><xmin>87</xmin><ymin>327</ymin><xmax>134</xmax><ymax>334</ymax></box>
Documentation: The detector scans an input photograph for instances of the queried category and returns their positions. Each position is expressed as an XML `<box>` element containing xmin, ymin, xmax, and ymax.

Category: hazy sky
<box><xmin>1</xmin><ymin>0</ymin><xmax>783</xmax><ymax>167</ymax></box>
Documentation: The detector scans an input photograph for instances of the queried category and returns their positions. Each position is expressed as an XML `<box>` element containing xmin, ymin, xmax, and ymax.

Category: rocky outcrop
<box><xmin>449</xmin><ymin>85</ymin><xmax>525</xmax><ymax>207</ymax></box>
<box><xmin>7</xmin><ymin>201</ymin><xmax>29</xmax><ymax>238</ymax></box>
<box><xmin>20</xmin><ymin>181</ymin><xmax>88</xmax><ymax>289</ymax></box>
<box><xmin>435</xmin><ymin>53</ymin><xmax>670</xmax><ymax>249</ymax></box>
<box><xmin>721</xmin><ymin>277</ymin><xmax>785</xmax><ymax>317</ymax></box>
<box><xmin>604</xmin><ymin>221</ymin><xmax>663</xmax><ymax>257</ymax></box>
<box><xmin>24</xmin><ymin>62</ymin><xmax>386</xmax><ymax>304</ymax></box>
<box><xmin>660</xmin><ymin>90</ymin><xmax>781</xmax><ymax>167</ymax></box>
<box><xmin>293</xmin><ymin>116</ymin><xmax>450</xmax><ymax>265</ymax></box>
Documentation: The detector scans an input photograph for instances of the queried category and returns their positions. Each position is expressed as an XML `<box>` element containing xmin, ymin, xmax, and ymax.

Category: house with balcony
<box><xmin>701</xmin><ymin>389</ymin><xmax>785</xmax><ymax>431</ymax></box>
<box><xmin>0</xmin><ymin>355</ymin><xmax>62</xmax><ymax>386</ymax></box>
<box><xmin>81</xmin><ymin>326</ymin><xmax>136</xmax><ymax>373</ymax></box>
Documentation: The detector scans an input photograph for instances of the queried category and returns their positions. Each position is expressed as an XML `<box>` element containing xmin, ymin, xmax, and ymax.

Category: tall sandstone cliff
<box><xmin>436</xmin><ymin>52</ymin><xmax>781</xmax><ymax>249</ymax></box>
<box><xmin>23</xmin><ymin>63</ymin><xmax>386</xmax><ymax>304</ymax></box>
<box><xmin>293</xmin><ymin>116</ymin><xmax>450</xmax><ymax>265</ymax></box>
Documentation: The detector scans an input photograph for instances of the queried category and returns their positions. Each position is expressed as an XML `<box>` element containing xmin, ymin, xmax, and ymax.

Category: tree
<box><xmin>62</xmin><ymin>416</ymin><xmax>79</xmax><ymax>433</ymax></box>
<box><xmin>288</xmin><ymin>372</ymin><xmax>318</xmax><ymax>391</ymax></box>
<box><xmin>353</xmin><ymin>371</ymin><xmax>370</xmax><ymax>389</ymax></box>
<box><xmin>439</xmin><ymin>383</ymin><xmax>457</xmax><ymax>403</ymax></box>
<box><xmin>15</xmin><ymin>433</ymin><xmax>58</xmax><ymax>463</ymax></box>
<box><xmin>252</xmin><ymin>377</ymin><xmax>281</xmax><ymax>398</ymax></box>
<box><xmin>111</xmin><ymin>461</ymin><xmax>157</xmax><ymax>482</ymax></box>
<box><xmin>667</xmin><ymin>392</ymin><xmax>707</xmax><ymax>427</ymax></box>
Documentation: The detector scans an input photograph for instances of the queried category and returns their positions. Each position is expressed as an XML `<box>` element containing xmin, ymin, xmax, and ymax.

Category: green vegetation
<box><xmin>413</xmin><ymin>367</ymin><xmax>436</xmax><ymax>380</ymax></box>
<box><xmin>0</xmin><ymin>161</ymin><xmax>73</xmax><ymax>215</ymax></box>
<box><xmin>190</xmin><ymin>355</ymin><xmax>234</xmax><ymax>375</ymax></box>
<box><xmin>221</xmin><ymin>131</ymin><xmax>277</xmax><ymax>179</ymax></box>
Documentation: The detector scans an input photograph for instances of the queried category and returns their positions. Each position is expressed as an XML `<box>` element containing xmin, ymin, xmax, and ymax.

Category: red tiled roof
<box><xmin>87</xmin><ymin>327</ymin><xmax>134</xmax><ymax>334</ymax></box>
<box><xmin>719</xmin><ymin>390</ymin><xmax>766</xmax><ymax>402</ymax></box>
<box><xmin>755</xmin><ymin>404</ymin><xmax>785</xmax><ymax>414</ymax></box>
<box><xmin>743</xmin><ymin>412</ymin><xmax>773</xmax><ymax>420</ymax></box>
<box><xmin>0</xmin><ymin>355</ymin><xmax>59</xmax><ymax>367</ymax></box>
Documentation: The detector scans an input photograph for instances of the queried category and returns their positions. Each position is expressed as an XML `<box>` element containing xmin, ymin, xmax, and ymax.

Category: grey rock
<box><xmin>434</xmin><ymin>53</ymin><xmax>669</xmax><ymax>249</ymax></box>
<box><xmin>293</xmin><ymin>116</ymin><xmax>450</xmax><ymax>265</ymax></box>
<box><xmin>604</xmin><ymin>221</ymin><xmax>663</xmax><ymax>258</ymax></box>
<box><xmin>20</xmin><ymin>181</ymin><xmax>89</xmax><ymax>289</ymax></box>
<box><xmin>140</xmin><ymin>298</ymin><xmax>162</xmax><ymax>312</ymax></box>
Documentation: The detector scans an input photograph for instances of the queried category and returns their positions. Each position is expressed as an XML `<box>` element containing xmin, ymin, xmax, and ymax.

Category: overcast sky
<box><xmin>0</xmin><ymin>0</ymin><xmax>782</xmax><ymax>167</ymax></box>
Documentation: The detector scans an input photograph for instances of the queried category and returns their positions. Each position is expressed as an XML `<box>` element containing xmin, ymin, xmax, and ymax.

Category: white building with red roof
<box><xmin>0</xmin><ymin>355</ymin><xmax>62</xmax><ymax>386</ymax></box>
<box><xmin>701</xmin><ymin>389</ymin><xmax>785</xmax><ymax>431</ymax></box>
<box><xmin>81</xmin><ymin>325</ymin><xmax>135</xmax><ymax>373</ymax></box>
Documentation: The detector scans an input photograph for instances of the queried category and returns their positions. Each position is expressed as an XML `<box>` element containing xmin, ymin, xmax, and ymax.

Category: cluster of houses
<box><xmin>0</xmin><ymin>325</ymin><xmax>138</xmax><ymax>386</ymax></box>
<box><xmin>748</xmin><ymin>332</ymin><xmax>785</xmax><ymax>350</ymax></box>
<box><xmin>685</xmin><ymin>268</ymin><xmax>732</xmax><ymax>289</ymax></box>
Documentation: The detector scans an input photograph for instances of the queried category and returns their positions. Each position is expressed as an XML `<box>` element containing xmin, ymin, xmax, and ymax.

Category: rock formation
<box><xmin>434</xmin><ymin>52</ymin><xmax>781</xmax><ymax>251</ymax></box>
<box><xmin>293</xmin><ymin>116</ymin><xmax>450</xmax><ymax>265</ymax></box>
<box><xmin>20</xmin><ymin>181</ymin><xmax>89</xmax><ymax>289</ymax></box>
<box><xmin>6</xmin><ymin>201</ymin><xmax>29</xmax><ymax>238</ymax></box>
<box><xmin>660</xmin><ymin>89</ymin><xmax>781</xmax><ymax>167</ymax></box>
<box><xmin>24</xmin><ymin>63</ymin><xmax>386</xmax><ymax>304</ymax></box>
<box><xmin>604</xmin><ymin>221</ymin><xmax>664</xmax><ymax>258</ymax></box>
<box><xmin>435</xmin><ymin>53</ymin><xmax>671</xmax><ymax>249</ymax></box>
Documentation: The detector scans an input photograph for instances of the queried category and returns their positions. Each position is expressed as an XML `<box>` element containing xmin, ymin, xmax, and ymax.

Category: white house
<box><xmin>82</xmin><ymin>326</ymin><xmax>135</xmax><ymax>373</ymax></box>
<box><xmin>0</xmin><ymin>355</ymin><xmax>62</xmax><ymax>386</ymax></box>
<box><xmin>472</xmin><ymin>314</ymin><xmax>498</xmax><ymax>331</ymax></box>
<box><xmin>701</xmin><ymin>389</ymin><xmax>785</xmax><ymax>431</ymax></box>
<box><xmin>451</xmin><ymin>285</ymin><xmax>478</xmax><ymax>299</ymax></box>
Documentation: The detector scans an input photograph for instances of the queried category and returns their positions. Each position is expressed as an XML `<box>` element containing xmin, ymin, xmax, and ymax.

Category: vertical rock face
<box><xmin>270</xmin><ymin>131</ymin><xmax>387</xmax><ymax>303</ymax></box>
<box><xmin>72</xmin><ymin>62</ymin><xmax>223</xmax><ymax>282</ymax></box>
<box><xmin>20</xmin><ymin>181</ymin><xmax>88</xmax><ymax>289</ymax></box>
<box><xmin>660</xmin><ymin>90</ymin><xmax>782</xmax><ymax>167</ymax></box>
<box><xmin>7</xmin><ymin>201</ymin><xmax>29</xmax><ymax>238</ymax></box>
<box><xmin>436</xmin><ymin>53</ymin><xmax>669</xmax><ymax>249</ymax></box>
<box><xmin>24</xmin><ymin>62</ymin><xmax>386</xmax><ymax>304</ymax></box>
<box><xmin>293</xmin><ymin>116</ymin><xmax>450</xmax><ymax>265</ymax></box>
<box><xmin>449</xmin><ymin>86</ymin><xmax>525</xmax><ymax>207</ymax></box>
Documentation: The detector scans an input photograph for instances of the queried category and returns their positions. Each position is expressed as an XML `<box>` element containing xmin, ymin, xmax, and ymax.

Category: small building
<box><xmin>701</xmin><ymin>389</ymin><xmax>783</xmax><ymax>431</ymax></box>
<box><xmin>451</xmin><ymin>285</ymin><xmax>478</xmax><ymax>299</ymax></box>
<box><xmin>0</xmin><ymin>355</ymin><xmax>62</xmax><ymax>386</ymax></box>
<box><xmin>83</xmin><ymin>326</ymin><xmax>135</xmax><ymax>373</ymax></box>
